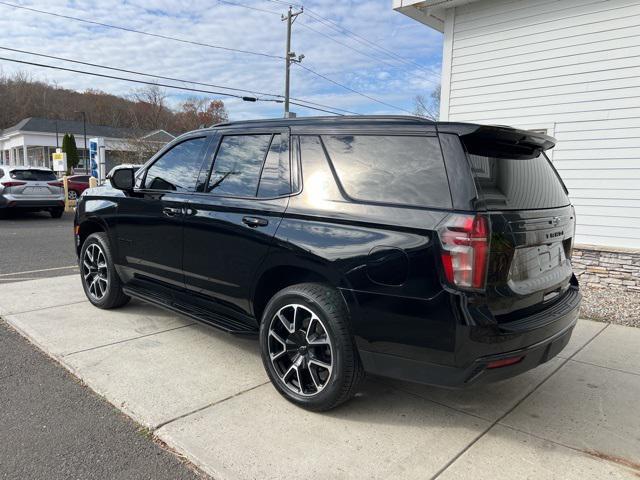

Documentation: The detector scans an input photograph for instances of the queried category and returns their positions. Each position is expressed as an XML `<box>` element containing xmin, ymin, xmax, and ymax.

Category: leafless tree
<box><xmin>129</xmin><ymin>85</ymin><xmax>173</xmax><ymax>131</ymax></box>
<box><xmin>414</xmin><ymin>84</ymin><xmax>441</xmax><ymax>121</ymax></box>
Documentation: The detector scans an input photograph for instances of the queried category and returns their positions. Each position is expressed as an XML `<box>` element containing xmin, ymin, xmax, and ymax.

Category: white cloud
<box><xmin>0</xmin><ymin>0</ymin><xmax>443</xmax><ymax>120</ymax></box>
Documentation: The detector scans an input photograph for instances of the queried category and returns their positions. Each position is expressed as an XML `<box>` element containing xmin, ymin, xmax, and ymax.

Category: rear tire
<box><xmin>68</xmin><ymin>190</ymin><xmax>79</xmax><ymax>201</ymax></box>
<box><xmin>259</xmin><ymin>283</ymin><xmax>364</xmax><ymax>411</ymax></box>
<box><xmin>80</xmin><ymin>232</ymin><xmax>130</xmax><ymax>309</ymax></box>
<box><xmin>50</xmin><ymin>208</ymin><xmax>64</xmax><ymax>218</ymax></box>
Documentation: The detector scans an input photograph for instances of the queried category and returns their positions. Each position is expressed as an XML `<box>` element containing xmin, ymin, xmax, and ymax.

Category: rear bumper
<box><xmin>359</xmin><ymin>286</ymin><xmax>580</xmax><ymax>388</ymax></box>
<box><xmin>0</xmin><ymin>195</ymin><xmax>65</xmax><ymax>209</ymax></box>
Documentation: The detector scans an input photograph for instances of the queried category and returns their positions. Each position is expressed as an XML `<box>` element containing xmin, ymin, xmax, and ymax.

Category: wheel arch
<box><xmin>251</xmin><ymin>263</ymin><xmax>345</xmax><ymax>324</ymax></box>
<box><xmin>77</xmin><ymin>219</ymin><xmax>107</xmax><ymax>255</ymax></box>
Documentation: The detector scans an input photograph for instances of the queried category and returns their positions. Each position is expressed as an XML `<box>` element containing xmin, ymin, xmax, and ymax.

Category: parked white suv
<box><xmin>0</xmin><ymin>166</ymin><xmax>66</xmax><ymax>218</ymax></box>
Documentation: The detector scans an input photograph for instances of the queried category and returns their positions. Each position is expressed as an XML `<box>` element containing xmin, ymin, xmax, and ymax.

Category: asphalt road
<box><xmin>0</xmin><ymin>212</ymin><xmax>207</xmax><ymax>479</ymax></box>
<box><xmin>0</xmin><ymin>211</ymin><xmax>79</xmax><ymax>281</ymax></box>
<box><xmin>0</xmin><ymin>320</ymin><xmax>206</xmax><ymax>479</ymax></box>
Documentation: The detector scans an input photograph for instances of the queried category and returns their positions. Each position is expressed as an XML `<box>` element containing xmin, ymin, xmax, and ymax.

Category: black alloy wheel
<box><xmin>259</xmin><ymin>283</ymin><xmax>363</xmax><ymax>411</ymax></box>
<box><xmin>80</xmin><ymin>232</ymin><xmax>130</xmax><ymax>309</ymax></box>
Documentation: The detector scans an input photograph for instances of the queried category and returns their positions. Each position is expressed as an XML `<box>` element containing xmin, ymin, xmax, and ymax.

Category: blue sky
<box><xmin>0</xmin><ymin>0</ymin><xmax>443</xmax><ymax>120</ymax></box>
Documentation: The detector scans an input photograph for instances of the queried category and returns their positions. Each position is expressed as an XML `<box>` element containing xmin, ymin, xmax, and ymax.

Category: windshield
<box><xmin>466</xmin><ymin>152</ymin><xmax>570</xmax><ymax>211</ymax></box>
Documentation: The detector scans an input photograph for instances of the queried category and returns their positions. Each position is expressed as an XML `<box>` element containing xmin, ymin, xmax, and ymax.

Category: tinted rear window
<box><xmin>466</xmin><ymin>152</ymin><xmax>570</xmax><ymax>210</ymax></box>
<box><xmin>10</xmin><ymin>170</ymin><xmax>56</xmax><ymax>181</ymax></box>
<box><xmin>322</xmin><ymin>135</ymin><xmax>451</xmax><ymax>209</ymax></box>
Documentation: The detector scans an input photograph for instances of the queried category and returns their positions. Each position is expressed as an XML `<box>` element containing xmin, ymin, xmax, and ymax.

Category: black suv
<box><xmin>74</xmin><ymin>116</ymin><xmax>581</xmax><ymax>411</ymax></box>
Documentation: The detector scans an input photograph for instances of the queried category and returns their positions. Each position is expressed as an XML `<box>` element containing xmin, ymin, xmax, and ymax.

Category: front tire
<box><xmin>80</xmin><ymin>232</ymin><xmax>130</xmax><ymax>309</ymax></box>
<box><xmin>259</xmin><ymin>283</ymin><xmax>364</xmax><ymax>411</ymax></box>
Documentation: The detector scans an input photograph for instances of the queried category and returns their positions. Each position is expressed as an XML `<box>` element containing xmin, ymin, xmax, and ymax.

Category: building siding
<box><xmin>443</xmin><ymin>0</ymin><xmax>640</xmax><ymax>249</ymax></box>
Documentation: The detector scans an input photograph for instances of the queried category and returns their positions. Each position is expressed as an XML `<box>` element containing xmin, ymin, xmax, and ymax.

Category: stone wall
<box><xmin>571</xmin><ymin>245</ymin><xmax>640</xmax><ymax>292</ymax></box>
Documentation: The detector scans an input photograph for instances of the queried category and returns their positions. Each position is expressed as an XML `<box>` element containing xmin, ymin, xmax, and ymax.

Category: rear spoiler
<box><xmin>458</xmin><ymin>126</ymin><xmax>556</xmax><ymax>160</ymax></box>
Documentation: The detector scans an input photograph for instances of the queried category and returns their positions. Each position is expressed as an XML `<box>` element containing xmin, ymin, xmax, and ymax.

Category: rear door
<box><xmin>182</xmin><ymin>128</ymin><xmax>291</xmax><ymax>325</ymax></box>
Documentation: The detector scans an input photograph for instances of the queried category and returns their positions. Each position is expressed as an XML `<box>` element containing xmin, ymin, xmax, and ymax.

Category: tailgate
<box><xmin>486</xmin><ymin>206</ymin><xmax>576</xmax><ymax>317</ymax></box>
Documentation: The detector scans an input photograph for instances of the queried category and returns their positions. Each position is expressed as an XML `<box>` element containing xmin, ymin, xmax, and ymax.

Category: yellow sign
<box><xmin>52</xmin><ymin>152</ymin><xmax>67</xmax><ymax>172</ymax></box>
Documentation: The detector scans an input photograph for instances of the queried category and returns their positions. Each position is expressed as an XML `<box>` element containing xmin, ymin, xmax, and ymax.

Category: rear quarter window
<box><xmin>321</xmin><ymin>135</ymin><xmax>452</xmax><ymax>209</ymax></box>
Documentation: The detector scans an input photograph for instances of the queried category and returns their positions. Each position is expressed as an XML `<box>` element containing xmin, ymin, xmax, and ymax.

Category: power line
<box><xmin>0</xmin><ymin>47</ymin><xmax>272</xmax><ymax>98</ymax></box>
<box><xmin>0</xmin><ymin>1</ymin><xmax>284</xmax><ymax>61</ymax></box>
<box><xmin>217</xmin><ymin>0</ymin><xmax>281</xmax><ymax>16</ymax></box>
<box><xmin>0</xmin><ymin>56</ymin><xmax>249</xmax><ymax>99</ymax></box>
<box><xmin>0</xmin><ymin>46</ymin><xmax>361</xmax><ymax>116</ymax></box>
<box><xmin>219</xmin><ymin>0</ymin><xmax>439</xmax><ymax>81</ymax></box>
<box><xmin>196</xmin><ymin>1</ymin><xmax>421</xmax><ymax>112</ymax></box>
<box><xmin>294</xmin><ymin>62</ymin><xmax>414</xmax><ymax>115</ymax></box>
<box><xmin>0</xmin><ymin>1</ymin><xmax>369</xmax><ymax>114</ymax></box>
<box><xmin>289</xmin><ymin>100</ymin><xmax>345</xmax><ymax>116</ymax></box>
<box><xmin>298</xmin><ymin>21</ymin><xmax>439</xmax><ymax>86</ymax></box>
<box><xmin>0</xmin><ymin>55</ymin><xmax>349</xmax><ymax>115</ymax></box>
<box><xmin>1</xmin><ymin>1</ymin><xmax>403</xmax><ymax>114</ymax></box>
<box><xmin>304</xmin><ymin>10</ymin><xmax>438</xmax><ymax>76</ymax></box>
<box><xmin>265</xmin><ymin>0</ymin><xmax>439</xmax><ymax>76</ymax></box>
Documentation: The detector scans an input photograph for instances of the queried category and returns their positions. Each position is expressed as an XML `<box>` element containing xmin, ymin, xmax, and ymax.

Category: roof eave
<box><xmin>393</xmin><ymin>0</ymin><xmax>481</xmax><ymax>32</ymax></box>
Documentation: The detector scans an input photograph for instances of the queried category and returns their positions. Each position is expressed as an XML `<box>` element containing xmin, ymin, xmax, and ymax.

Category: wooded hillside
<box><xmin>0</xmin><ymin>72</ymin><xmax>228</xmax><ymax>134</ymax></box>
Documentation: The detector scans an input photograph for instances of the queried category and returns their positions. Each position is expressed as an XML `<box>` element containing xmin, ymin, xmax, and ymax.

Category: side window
<box><xmin>321</xmin><ymin>135</ymin><xmax>452</xmax><ymax>209</ymax></box>
<box><xmin>144</xmin><ymin>137</ymin><xmax>207</xmax><ymax>191</ymax></box>
<box><xmin>207</xmin><ymin>135</ymin><xmax>271</xmax><ymax>197</ymax></box>
<box><xmin>257</xmin><ymin>134</ymin><xmax>290</xmax><ymax>198</ymax></box>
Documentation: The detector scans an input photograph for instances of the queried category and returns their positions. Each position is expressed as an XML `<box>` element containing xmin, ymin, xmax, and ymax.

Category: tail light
<box><xmin>438</xmin><ymin>214</ymin><xmax>490</xmax><ymax>290</ymax></box>
<box><xmin>48</xmin><ymin>181</ymin><xmax>64</xmax><ymax>188</ymax></box>
<box><xmin>1</xmin><ymin>181</ymin><xmax>27</xmax><ymax>187</ymax></box>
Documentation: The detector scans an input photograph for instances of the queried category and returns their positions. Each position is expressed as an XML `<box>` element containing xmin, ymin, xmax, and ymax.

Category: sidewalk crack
<box><xmin>153</xmin><ymin>381</ymin><xmax>270</xmax><ymax>431</ymax></box>
<box><xmin>567</xmin><ymin>357</ymin><xmax>640</xmax><ymax>377</ymax></box>
<box><xmin>62</xmin><ymin>323</ymin><xmax>197</xmax><ymax>357</ymax></box>
<box><xmin>430</xmin><ymin>322</ymin><xmax>611</xmax><ymax>480</ymax></box>
<box><xmin>2</xmin><ymin>300</ymin><xmax>88</xmax><ymax>317</ymax></box>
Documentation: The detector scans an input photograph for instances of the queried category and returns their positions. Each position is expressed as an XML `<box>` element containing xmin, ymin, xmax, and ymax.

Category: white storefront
<box><xmin>0</xmin><ymin>117</ymin><xmax>174</xmax><ymax>170</ymax></box>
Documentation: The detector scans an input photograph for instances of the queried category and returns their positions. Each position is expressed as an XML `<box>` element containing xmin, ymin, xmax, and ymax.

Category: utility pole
<box><xmin>282</xmin><ymin>6</ymin><xmax>304</xmax><ymax>118</ymax></box>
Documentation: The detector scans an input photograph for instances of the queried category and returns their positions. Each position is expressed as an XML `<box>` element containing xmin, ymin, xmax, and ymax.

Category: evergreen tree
<box><xmin>62</xmin><ymin>133</ymin><xmax>79</xmax><ymax>173</ymax></box>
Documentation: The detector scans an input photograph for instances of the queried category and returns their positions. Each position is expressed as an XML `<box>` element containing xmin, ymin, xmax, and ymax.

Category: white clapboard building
<box><xmin>395</xmin><ymin>0</ymin><xmax>640</xmax><ymax>291</ymax></box>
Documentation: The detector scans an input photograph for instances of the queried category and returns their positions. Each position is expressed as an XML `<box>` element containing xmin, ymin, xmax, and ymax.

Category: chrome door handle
<box><xmin>242</xmin><ymin>216</ymin><xmax>269</xmax><ymax>228</ymax></box>
<box><xmin>162</xmin><ymin>206</ymin><xmax>182</xmax><ymax>217</ymax></box>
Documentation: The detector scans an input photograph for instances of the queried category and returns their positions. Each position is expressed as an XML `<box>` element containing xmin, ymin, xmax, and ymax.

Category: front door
<box><xmin>182</xmin><ymin>130</ymin><xmax>292</xmax><ymax>325</ymax></box>
<box><xmin>115</xmin><ymin>135</ymin><xmax>211</xmax><ymax>289</ymax></box>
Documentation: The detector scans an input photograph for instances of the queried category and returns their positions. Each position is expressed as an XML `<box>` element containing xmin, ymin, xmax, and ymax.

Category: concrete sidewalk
<box><xmin>2</xmin><ymin>275</ymin><xmax>639</xmax><ymax>479</ymax></box>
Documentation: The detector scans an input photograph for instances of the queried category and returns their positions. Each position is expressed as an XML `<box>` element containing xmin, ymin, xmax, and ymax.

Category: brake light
<box><xmin>1</xmin><ymin>181</ymin><xmax>27</xmax><ymax>187</ymax></box>
<box><xmin>438</xmin><ymin>214</ymin><xmax>490</xmax><ymax>289</ymax></box>
<box><xmin>48</xmin><ymin>181</ymin><xmax>64</xmax><ymax>187</ymax></box>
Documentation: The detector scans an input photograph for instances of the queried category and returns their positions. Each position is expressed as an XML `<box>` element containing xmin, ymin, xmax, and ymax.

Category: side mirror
<box><xmin>110</xmin><ymin>168</ymin><xmax>135</xmax><ymax>191</ymax></box>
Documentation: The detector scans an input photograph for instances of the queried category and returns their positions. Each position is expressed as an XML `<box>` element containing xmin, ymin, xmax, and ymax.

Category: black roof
<box><xmin>200</xmin><ymin>115</ymin><xmax>555</xmax><ymax>150</ymax></box>
<box><xmin>205</xmin><ymin>115</ymin><xmax>488</xmax><ymax>136</ymax></box>
<box><xmin>1</xmin><ymin>117</ymin><xmax>135</xmax><ymax>139</ymax></box>
<box><xmin>212</xmin><ymin>115</ymin><xmax>435</xmax><ymax>129</ymax></box>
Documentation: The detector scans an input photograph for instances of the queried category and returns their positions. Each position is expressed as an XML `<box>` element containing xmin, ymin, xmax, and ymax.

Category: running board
<box><xmin>122</xmin><ymin>284</ymin><xmax>258</xmax><ymax>335</ymax></box>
